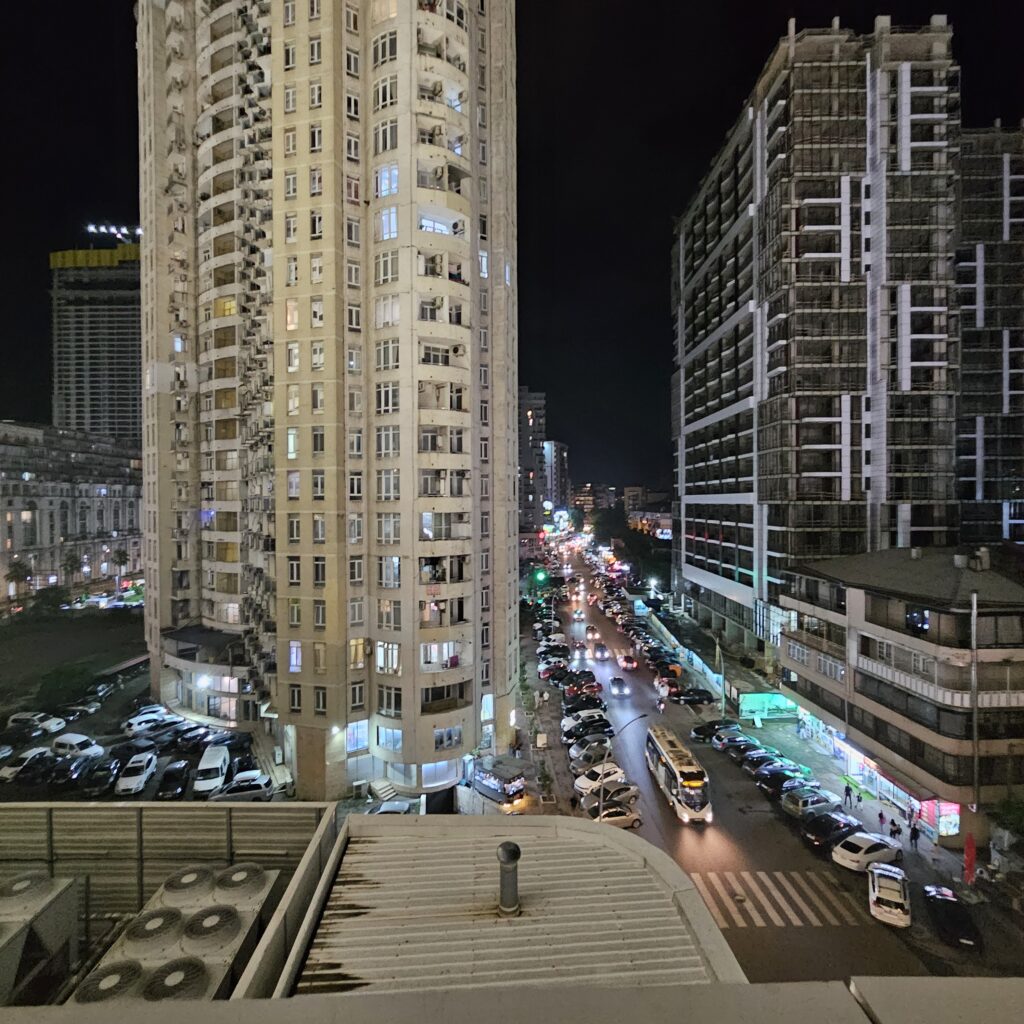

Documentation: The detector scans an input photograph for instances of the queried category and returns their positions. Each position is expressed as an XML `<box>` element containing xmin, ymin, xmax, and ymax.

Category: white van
<box><xmin>193</xmin><ymin>744</ymin><xmax>231</xmax><ymax>798</ymax></box>
<box><xmin>51</xmin><ymin>733</ymin><xmax>104</xmax><ymax>759</ymax></box>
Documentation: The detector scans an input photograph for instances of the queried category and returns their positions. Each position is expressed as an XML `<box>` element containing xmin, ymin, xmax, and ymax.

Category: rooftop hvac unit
<box><xmin>0</xmin><ymin>873</ymin><xmax>78</xmax><ymax>1006</ymax></box>
<box><xmin>71</xmin><ymin>864</ymin><xmax>277</xmax><ymax>1004</ymax></box>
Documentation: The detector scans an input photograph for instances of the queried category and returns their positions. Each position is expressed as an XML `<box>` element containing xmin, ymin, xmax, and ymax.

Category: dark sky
<box><xmin>2</xmin><ymin>2</ymin><xmax>1022</xmax><ymax>488</ymax></box>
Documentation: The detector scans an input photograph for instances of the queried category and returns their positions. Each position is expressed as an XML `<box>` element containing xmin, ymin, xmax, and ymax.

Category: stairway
<box><xmin>369</xmin><ymin>778</ymin><xmax>397</xmax><ymax>801</ymax></box>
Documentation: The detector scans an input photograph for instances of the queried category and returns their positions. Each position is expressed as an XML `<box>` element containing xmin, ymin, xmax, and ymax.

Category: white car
<box><xmin>831</xmin><ymin>832</ymin><xmax>904</xmax><ymax>872</ymax></box>
<box><xmin>114</xmin><ymin>752</ymin><xmax>158</xmax><ymax>795</ymax></box>
<box><xmin>867</xmin><ymin>864</ymin><xmax>911</xmax><ymax>928</ymax></box>
<box><xmin>537</xmin><ymin>658</ymin><xmax>567</xmax><ymax>677</ymax></box>
<box><xmin>585</xmin><ymin>802</ymin><xmax>642</xmax><ymax>829</ymax></box>
<box><xmin>0</xmin><ymin>747</ymin><xmax>53</xmax><ymax>783</ymax></box>
<box><xmin>121</xmin><ymin>710</ymin><xmax>181</xmax><ymax>736</ymax></box>
<box><xmin>560</xmin><ymin>707</ymin><xmax>609</xmax><ymax>732</ymax></box>
<box><xmin>208</xmin><ymin>774</ymin><xmax>276</xmax><ymax>802</ymax></box>
<box><xmin>7</xmin><ymin>711</ymin><xmax>66</xmax><ymax>734</ymax></box>
<box><xmin>51</xmin><ymin>733</ymin><xmax>104</xmax><ymax>759</ymax></box>
<box><xmin>573</xmin><ymin>761</ymin><xmax>627</xmax><ymax>796</ymax></box>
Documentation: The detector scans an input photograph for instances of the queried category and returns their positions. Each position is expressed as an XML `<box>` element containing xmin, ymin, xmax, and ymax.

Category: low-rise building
<box><xmin>778</xmin><ymin>546</ymin><xmax>1024</xmax><ymax>846</ymax></box>
<box><xmin>0</xmin><ymin>421</ymin><xmax>142</xmax><ymax>600</ymax></box>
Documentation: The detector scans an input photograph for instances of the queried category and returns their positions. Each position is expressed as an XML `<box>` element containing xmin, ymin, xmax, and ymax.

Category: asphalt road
<box><xmin>547</xmin><ymin>561</ymin><xmax>933</xmax><ymax>984</ymax></box>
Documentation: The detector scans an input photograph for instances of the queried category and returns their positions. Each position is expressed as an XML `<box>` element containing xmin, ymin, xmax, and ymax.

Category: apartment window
<box><xmin>477</xmin><ymin>103</ymin><xmax>487</xmax><ymax>127</ymax></box>
<box><xmin>287</xmin><ymin>470</ymin><xmax>301</xmax><ymax>499</ymax></box>
<box><xmin>288</xmin><ymin>598</ymin><xmax>301</xmax><ymax>627</ymax></box>
<box><xmin>375</xmin><ymin>249</ymin><xmax>399</xmax><ymax>284</ymax></box>
<box><xmin>345</xmin><ymin>260</ymin><xmax>361</xmax><ymax>288</ymax></box>
<box><xmin>310</xmin><ymin>210</ymin><xmax>323</xmax><ymax>240</ymax></box>
<box><xmin>311</xmin><ymin>341</ymin><xmax>325</xmax><ymax>369</ymax></box>
<box><xmin>348</xmin><ymin>512</ymin><xmax>363</xmax><ymax>543</ymax></box>
<box><xmin>284</xmin><ymin>41</ymin><xmax>296</xmax><ymax>69</ymax></box>
<box><xmin>311</xmin><ymin>426</ymin><xmax>325</xmax><ymax>455</ymax></box>
<box><xmin>419</xmin><ymin>299</ymin><xmax>439</xmax><ymax>322</ymax></box>
<box><xmin>479</xmin><ymin>437</ymin><xmax>489</xmax><ymax>461</ymax></box>
<box><xmin>346</xmin><ymin>48</ymin><xmax>360</xmax><ymax>76</ymax></box>
<box><xmin>479</xmin><ymin>475</ymin><xmax>489</xmax><ymax>499</ymax></box>
<box><xmin>345</xmin><ymin>91</ymin><xmax>358</xmax><ymax>118</ymax></box>
<box><xmin>313</xmin><ymin>599</ymin><xmax>326</xmax><ymax>630</ymax></box>
<box><xmin>309</xmin><ymin>36</ymin><xmax>322</xmax><ymax>64</ymax></box>
<box><xmin>346</xmin><ymin>218</ymin><xmax>361</xmax><ymax>247</ymax></box>
<box><xmin>371</xmin><ymin>31</ymin><xmax>398</xmax><ymax>68</ymax></box>
<box><xmin>312</xmin><ymin>646</ymin><xmax>327</xmax><ymax>679</ymax></box>
<box><xmin>376</xmin><ymin>206</ymin><xmax>398</xmax><ymax>240</ymax></box>
<box><xmin>378</xmin><ymin>597</ymin><xmax>402</xmax><ymax>630</ymax></box>
<box><xmin>285</xmin><ymin>298</ymin><xmax>299</xmax><ymax>331</ymax></box>
<box><xmin>376</xmin><ymin>467</ymin><xmax>400</xmax><ymax>500</ymax></box>
<box><xmin>309</xmin><ymin>166</ymin><xmax>323</xmax><ymax>195</ymax></box>
<box><xmin>312</xmin><ymin>512</ymin><xmax>326</xmax><ymax>543</ymax></box>
<box><xmin>347</xmin><ymin>596</ymin><xmax>365</xmax><ymax>627</ymax></box>
<box><xmin>284</xmin><ymin>1</ymin><xmax>295</xmax><ymax>25</ymax></box>
<box><xmin>480</xmin><ymin>550</ymin><xmax>490</xmax><ymax>574</ymax></box>
<box><xmin>345</xmin><ymin>4</ymin><xmax>359</xmax><ymax>31</ymax></box>
<box><xmin>480</xmin><ymin>510</ymin><xmax>490</xmax><ymax>536</ymax></box>
<box><xmin>289</xmin><ymin>642</ymin><xmax>302</xmax><ymax>674</ymax></box>
<box><xmin>434</xmin><ymin>726</ymin><xmax>462</xmax><ymax>751</ymax></box>
<box><xmin>287</xmin><ymin>556</ymin><xmax>301</xmax><ymax>586</ymax></box>
<box><xmin>314</xmin><ymin>686</ymin><xmax>327</xmax><ymax>716</ymax></box>
<box><xmin>286</xmin><ymin>256</ymin><xmax>298</xmax><ymax>286</ymax></box>
<box><xmin>287</xmin><ymin>513</ymin><xmax>301</xmax><ymax>542</ymax></box>
<box><xmin>348</xmin><ymin>387</ymin><xmax>363</xmax><ymax>414</ymax></box>
<box><xmin>375</xmin><ymin>381</ymin><xmax>399</xmax><ymax>414</ymax></box>
<box><xmin>373</xmin><ymin>118</ymin><xmax>399</xmax><ymax>155</ymax></box>
<box><xmin>420</xmin><ymin>426</ymin><xmax>441</xmax><ymax>452</ymax></box>
<box><xmin>311</xmin><ymin>383</ymin><xmax>325</xmax><ymax>411</ymax></box>
<box><xmin>289</xmin><ymin>683</ymin><xmax>302</xmax><ymax>710</ymax></box>
<box><xmin>378</xmin><ymin>555</ymin><xmax>401</xmax><ymax>588</ymax></box>
<box><xmin>377</xmin><ymin>684</ymin><xmax>402</xmax><ymax>717</ymax></box>
<box><xmin>374</xmin><ymin>293</ymin><xmax>401</xmax><ymax>328</ymax></box>
<box><xmin>310</xmin><ymin>80</ymin><xmax>323</xmax><ymax>108</ymax></box>
<box><xmin>284</xmin><ymin>128</ymin><xmax>297</xmax><ymax>156</ymax></box>
<box><xmin>479</xmin><ymin>140</ymin><xmax>487</xmax><ymax>164</ymax></box>
<box><xmin>347</xmin><ymin>345</ymin><xmax>363</xmax><ymax>373</ymax></box>
<box><xmin>311</xmin><ymin>297</ymin><xmax>324</xmax><ymax>327</ymax></box>
<box><xmin>346</xmin><ymin>132</ymin><xmax>360</xmax><ymax>161</ymax></box>
<box><xmin>312</xmin><ymin>469</ymin><xmax>325</xmax><ymax>499</ymax></box>
<box><xmin>481</xmin><ymin>623</ymin><xmax>490</xmax><ymax>648</ymax></box>
<box><xmin>349</xmin><ymin>472</ymin><xmax>363</xmax><ymax>500</ymax></box>
<box><xmin>287</xmin><ymin>342</ymin><xmax>300</xmax><ymax>370</ymax></box>
<box><xmin>286</xmin><ymin>427</ymin><xmax>299</xmax><ymax>460</ymax></box>
<box><xmin>480</xmin><ymin>586</ymin><xmax>490</xmax><ymax>611</ymax></box>
<box><xmin>346</xmin><ymin>176</ymin><xmax>360</xmax><ymax>203</ymax></box>
<box><xmin>478</xmin><ymin>250</ymin><xmax>489</xmax><ymax>278</ymax></box>
<box><xmin>479</xmin><ymin>400</ymin><xmax>489</xmax><ymax>424</ymax></box>
<box><xmin>350</xmin><ymin>682</ymin><xmax>365</xmax><ymax>711</ymax></box>
<box><xmin>373</xmin><ymin>75</ymin><xmax>398</xmax><ymax>111</ymax></box>
<box><xmin>346</xmin><ymin>718</ymin><xmax>368</xmax><ymax>754</ymax></box>
<box><xmin>347</xmin><ymin>304</ymin><xmax>362</xmax><ymax>331</ymax></box>
<box><xmin>479</xmin><ymin>326</ymin><xmax>488</xmax><ymax>350</ymax></box>
<box><xmin>376</xmin><ymin>424</ymin><xmax>400</xmax><ymax>457</ymax></box>
<box><xmin>375</xmin><ymin>338</ymin><xmax>399</xmax><ymax>369</ymax></box>
<box><xmin>376</xmin><ymin>642</ymin><xmax>401</xmax><ymax>676</ymax></box>
<box><xmin>311</xmin><ymin>253</ymin><xmax>324</xmax><ymax>282</ymax></box>
<box><xmin>308</xmin><ymin>124</ymin><xmax>322</xmax><ymax>153</ymax></box>
<box><xmin>479</xmin><ymin>289</ymin><xmax>489</xmax><ymax>314</ymax></box>
<box><xmin>421</xmin><ymin>343</ymin><xmax>449</xmax><ymax>365</ymax></box>
<box><xmin>374</xmin><ymin>163</ymin><xmax>399</xmax><ymax>197</ymax></box>
<box><xmin>479</xmin><ymin>364</ymin><xmax>489</xmax><ymax>387</ymax></box>
<box><xmin>313</xmin><ymin>556</ymin><xmax>326</xmax><ymax>587</ymax></box>
<box><xmin>284</xmin><ymin>84</ymin><xmax>297</xmax><ymax>113</ymax></box>
<box><xmin>309</xmin><ymin>0</ymin><xmax>321</xmax><ymax>17</ymax></box>
<box><xmin>376</xmin><ymin>512</ymin><xmax>401</xmax><ymax>544</ymax></box>
<box><xmin>349</xmin><ymin>555</ymin><xmax>364</xmax><ymax>584</ymax></box>
<box><xmin>377</xmin><ymin>724</ymin><xmax>402</xmax><ymax>750</ymax></box>
<box><xmin>349</xmin><ymin>638</ymin><xmax>366</xmax><ymax>670</ymax></box>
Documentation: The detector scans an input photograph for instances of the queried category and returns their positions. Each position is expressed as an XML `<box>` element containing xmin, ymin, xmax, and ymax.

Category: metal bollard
<box><xmin>497</xmin><ymin>841</ymin><xmax>521</xmax><ymax>917</ymax></box>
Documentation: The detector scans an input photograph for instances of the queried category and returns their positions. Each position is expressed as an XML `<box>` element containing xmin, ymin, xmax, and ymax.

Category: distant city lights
<box><xmin>87</xmin><ymin>223</ymin><xmax>143</xmax><ymax>242</ymax></box>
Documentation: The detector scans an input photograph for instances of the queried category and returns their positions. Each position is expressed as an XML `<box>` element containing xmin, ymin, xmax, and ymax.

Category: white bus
<box><xmin>645</xmin><ymin>724</ymin><xmax>712</xmax><ymax>824</ymax></box>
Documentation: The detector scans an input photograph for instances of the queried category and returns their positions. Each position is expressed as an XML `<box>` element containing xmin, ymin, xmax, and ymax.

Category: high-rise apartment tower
<box><xmin>137</xmin><ymin>0</ymin><xmax>519</xmax><ymax>799</ymax></box>
<box><xmin>517</xmin><ymin>386</ymin><xmax>545</xmax><ymax>530</ymax></box>
<box><xmin>672</xmin><ymin>16</ymin><xmax>960</xmax><ymax>652</ymax></box>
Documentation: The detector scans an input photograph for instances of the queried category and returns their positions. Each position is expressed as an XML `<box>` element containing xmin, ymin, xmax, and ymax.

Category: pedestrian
<box><xmin>910</xmin><ymin>824</ymin><xmax>920</xmax><ymax>851</ymax></box>
<box><xmin>569</xmin><ymin>795</ymin><xmax>578</xmax><ymax>812</ymax></box>
<box><xmin>878</xmin><ymin>810</ymin><xmax>886</xmax><ymax>832</ymax></box>
<box><xmin>856</xmin><ymin>791</ymin><xmax>863</xmax><ymax>807</ymax></box>
<box><xmin>843</xmin><ymin>783</ymin><xmax>853</xmax><ymax>807</ymax></box>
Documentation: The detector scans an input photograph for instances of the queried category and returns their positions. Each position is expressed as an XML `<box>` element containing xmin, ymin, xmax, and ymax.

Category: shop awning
<box><xmin>872</xmin><ymin>756</ymin><xmax>936</xmax><ymax>803</ymax></box>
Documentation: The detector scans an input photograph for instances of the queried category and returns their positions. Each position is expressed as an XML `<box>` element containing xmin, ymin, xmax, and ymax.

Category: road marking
<box><xmin>691</xmin><ymin>873</ymin><xmax>730</xmax><ymax>930</ymax></box>
<box><xmin>774</xmin><ymin>872</ymin><xmax>821</xmax><ymax>926</ymax></box>
<box><xmin>725</xmin><ymin>871</ymin><xmax>765</xmax><ymax>927</ymax></box>
<box><xmin>740</xmin><ymin>871</ymin><xmax>786</xmax><ymax>926</ymax></box>
<box><xmin>756</xmin><ymin>872</ymin><xmax>803</xmax><ymax>926</ymax></box>
<box><xmin>707</xmin><ymin>872</ymin><xmax>748</xmax><ymax>927</ymax></box>
<box><xmin>788</xmin><ymin>871</ymin><xmax>840</xmax><ymax>925</ymax></box>
<box><xmin>805</xmin><ymin>872</ymin><xmax>858</xmax><ymax>925</ymax></box>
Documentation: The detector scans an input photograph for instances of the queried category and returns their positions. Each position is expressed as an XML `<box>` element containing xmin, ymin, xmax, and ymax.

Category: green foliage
<box><xmin>30</xmin><ymin>586</ymin><xmax>71</xmax><ymax>617</ymax></box>
<box><xmin>5</xmin><ymin>562</ymin><xmax>31</xmax><ymax>586</ymax></box>
<box><xmin>992</xmin><ymin>796</ymin><xmax>1024</xmax><ymax>836</ymax></box>
<box><xmin>36</xmin><ymin>662</ymin><xmax>95</xmax><ymax>708</ymax></box>
<box><xmin>113</xmin><ymin>548</ymin><xmax>130</xmax><ymax>569</ymax></box>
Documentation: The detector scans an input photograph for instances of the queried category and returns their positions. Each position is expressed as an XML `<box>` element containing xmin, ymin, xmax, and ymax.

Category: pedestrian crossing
<box><xmin>690</xmin><ymin>870</ymin><xmax>868</xmax><ymax>929</ymax></box>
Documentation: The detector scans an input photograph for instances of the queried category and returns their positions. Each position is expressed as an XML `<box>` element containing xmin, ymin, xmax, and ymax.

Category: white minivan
<box><xmin>52</xmin><ymin>733</ymin><xmax>104</xmax><ymax>759</ymax></box>
<box><xmin>192</xmin><ymin>744</ymin><xmax>231</xmax><ymax>798</ymax></box>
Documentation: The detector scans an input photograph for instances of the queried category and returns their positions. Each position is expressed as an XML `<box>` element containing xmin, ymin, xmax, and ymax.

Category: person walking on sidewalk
<box><xmin>843</xmin><ymin>783</ymin><xmax>853</xmax><ymax>807</ymax></box>
<box><xmin>910</xmin><ymin>824</ymin><xmax>920</xmax><ymax>851</ymax></box>
<box><xmin>878</xmin><ymin>810</ymin><xmax>886</xmax><ymax>832</ymax></box>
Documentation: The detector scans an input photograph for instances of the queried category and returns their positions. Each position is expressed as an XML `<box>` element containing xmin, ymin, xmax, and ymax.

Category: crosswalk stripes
<box><xmin>690</xmin><ymin>871</ymin><xmax>865</xmax><ymax>929</ymax></box>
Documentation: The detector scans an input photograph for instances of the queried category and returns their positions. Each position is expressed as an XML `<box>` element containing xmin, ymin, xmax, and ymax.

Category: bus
<box><xmin>644</xmin><ymin>724</ymin><xmax>712</xmax><ymax>824</ymax></box>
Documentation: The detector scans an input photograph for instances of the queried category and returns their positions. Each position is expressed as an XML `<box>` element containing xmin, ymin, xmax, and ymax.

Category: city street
<box><xmin>530</xmin><ymin>559</ymin><xmax>960</xmax><ymax>984</ymax></box>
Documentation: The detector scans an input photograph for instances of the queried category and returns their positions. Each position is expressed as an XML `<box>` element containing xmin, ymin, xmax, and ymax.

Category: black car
<box><xmin>54</xmin><ymin>704</ymin><xmax>85</xmax><ymax>723</ymax></box>
<box><xmin>50</xmin><ymin>754</ymin><xmax>97</xmax><ymax>789</ymax></box>
<box><xmin>205</xmin><ymin>729</ymin><xmax>253</xmax><ymax>752</ymax></box>
<box><xmin>741</xmin><ymin>750</ymin><xmax>786</xmax><ymax>774</ymax></box>
<box><xmin>923</xmin><ymin>886</ymin><xmax>984</xmax><ymax>952</ymax></box>
<box><xmin>147</xmin><ymin>721</ymin><xmax>195</xmax><ymax>751</ymax></box>
<box><xmin>9</xmin><ymin>752</ymin><xmax>60</xmax><ymax>787</ymax></box>
<box><xmin>130</xmin><ymin>692</ymin><xmax>161</xmax><ymax>711</ymax></box>
<box><xmin>230</xmin><ymin>753</ymin><xmax>259</xmax><ymax>779</ymax></box>
<box><xmin>671</xmin><ymin>687</ymin><xmax>715</xmax><ymax>707</ymax></box>
<box><xmin>562</xmin><ymin>719</ymin><xmax>614</xmax><ymax>745</ymax></box>
<box><xmin>800</xmin><ymin>810</ymin><xmax>863</xmax><ymax>850</ymax></box>
<box><xmin>574</xmin><ymin>669</ymin><xmax>597</xmax><ymax>684</ymax></box>
<box><xmin>177</xmin><ymin>727</ymin><xmax>214</xmax><ymax>753</ymax></box>
<box><xmin>561</xmin><ymin>695</ymin><xmax>605</xmax><ymax>715</ymax></box>
<box><xmin>0</xmin><ymin>723</ymin><xmax>46</xmax><ymax>747</ymax></box>
<box><xmin>755</xmin><ymin>769</ymin><xmax>808</xmax><ymax>800</ymax></box>
<box><xmin>80</xmin><ymin>757</ymin><xmax>123</xmax><ymax>797</ymax></box>
<box><xmin>108</xmin><ymin>738</ymin><xmax>157</xmax><ymax>763</ymax></box>
<box><xmin>690</xmin><ymin>718</ymin><xmax>740</xmax><ymax>742</ymax></box>
<box><xmin>155</xmin><ymin>760</ymin><xmax>192</xmax><ymax>800</ymax></box>
<box><xmin>728</xmin><ymin>743</ymin><xmax>781</xmax><ymax>765</ymax></box>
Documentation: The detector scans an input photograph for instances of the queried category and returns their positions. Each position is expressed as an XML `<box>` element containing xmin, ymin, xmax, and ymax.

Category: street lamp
<box><xmin>598</xmin><ymin>712</ymin><xmax>648</xmax><ymax>822</ymax></box>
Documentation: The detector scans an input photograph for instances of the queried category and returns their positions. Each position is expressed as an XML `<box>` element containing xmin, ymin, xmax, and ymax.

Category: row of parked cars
<box><xmin>696</xmin><ymin>719</ymin><xmax>983</xmax><ymax>947</ymax></box>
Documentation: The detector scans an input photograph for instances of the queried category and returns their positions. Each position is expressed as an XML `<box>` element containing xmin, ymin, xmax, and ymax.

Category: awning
<box><xmin>870</xmin><ymin>756</ymin><xmax>936</xmax><ymax>803</ymax></box>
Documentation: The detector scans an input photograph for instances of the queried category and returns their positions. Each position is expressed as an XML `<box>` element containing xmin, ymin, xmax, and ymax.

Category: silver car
<box><xmin>567</xmin><ymin>735</ymin><xmax>612</xmax><ymax>761</ymax></box>
<box><xmin>580</xmin><ymin>781</ymin><xmax>640</xmax><ymax>812</ymax></box>
<box><xmin>207</xmin><ymin>774</ymin><xmax>276</xmax><ymax>802</ymax></box>
<box><xmin>570</xmin><ymin>746</ymin><xmax>613</xmax><ymax>775</ymax></box>
<box><xmin>585</xmin><ymin>801</ymin><xmax>642</xmax><ymax>829</ymax></box>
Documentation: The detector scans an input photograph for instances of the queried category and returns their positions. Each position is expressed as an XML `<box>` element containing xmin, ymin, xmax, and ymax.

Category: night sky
<box><xmin>2</xmin><ymin>1</ymin><xmax>1022</xmax><ymax>487</ymax></box>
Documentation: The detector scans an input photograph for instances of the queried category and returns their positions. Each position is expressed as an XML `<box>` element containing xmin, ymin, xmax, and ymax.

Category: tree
<box><xmin>61</xmin><ymin>553</ymin><xmax>80</xmax><ymax>588</ymax></box>
<box><xmin>31</xmin><ymin>585</ymin><xmax>71</xmax><ymax>617</ymax></box>
<box><xmin>113</xmin><ymin>548</ymin><xmax>130</xmax><ymax>592</ymax></box>
<box><xmin>5</xmin><ymin>560</ymin><xmax>31</xmax><ymax>600</ymax></box>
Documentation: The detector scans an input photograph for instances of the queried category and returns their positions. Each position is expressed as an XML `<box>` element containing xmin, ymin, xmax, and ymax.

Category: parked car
<box><xmin>573</xmin><ymin>761</ymin><xmax>627</xmax><ymax>796</ymax></box>
<box><xmin>0</xmin><ymin>743</ymin><xmax>13</xmax><ymax>763</ymax></box>
<box><xmin>204</xmin><ymin>729</ymin><xmax>253</xmax><ymax>752</ymax></box>
<box><xmin>85</xmin><ymin>680</ymin><xmax>116</xmax><ymax>702</ymax></box>
<box><xmin>711</xmin><ymin>731</ymin><xmax>754</xmax><ymax>752</ymax></box>
<box><xmin>574</xmin><ymin>670</ymin><xmax>597</xmax><ymax>684</ymax></box>
<box><xmin>728</xmin><ymin>742</ymin><xmax>780</xmax><ymax>765</ymax></box>
<box><xmin>561</xmin><ymin>707</ymin><xmax>610</xmax><ymax>732</ymax></box>
<box><xmin>922</xmin><ymin>886</ymin><xmax>983</xmax><ymax>952</ymax></box>
<box><xmin>781</xmin><ymin>787</ymin><xmax>843</xmax><ymax>821</ymax></box>
<box><xmin>230</xmin><ymin>753</ymin><xmax>260</xmax><ymax>779</ymax></box>
<box><xmin>867</xmin><ymin>864</ymin><xmax>911</xmax><ymax>928</ymax></box>
<box><xmin>671</xmin><ymin>687</ymin><xmax>715</xmax><ymax>706</ymax></box>
<box><xmin>193</xmin><ymin>743</ymin><xmax>231</xmax><ymax>797</ymax></box>
<box><xmin>800</xmin><ymin>811</ymin><xmax>863</xmax><ymax>851</ymax></box>
<box><xmin>0</xmin><ymin>747</ymin><xmax>56</xmax><ymax>784</ymax></box>
<box><xmin>608</xmin><ymin>677</ymin><xmax>630</xmax><ymax>697</ymax></box>
<box><xmin>208</xmin><ymin>774</ymin><xmax>275</xmax><ymax>802</ymax></box>
<box><xmin>368</xmin><ymin>800</ymin><xmax>416</xmax><ymax>814</ymax></box>
<box><xmin>563</xmin><ymin>680</ymin><xmax>603</xmax><ymax>700</ymax></box>
<box><xmin>51</xmin><ymin>733</ymin><xmax>104</xmax><ymax>759</ymax></box>
<box><xmin>154</xmin><ymin>760</ymin><xmax>192</xmax><ymax>800</ymax></box>
<box><xmin>538</xmin><ymin>659</ymin><xmax>568</xmax><ymax>679</ymax></box>
<box><xmin>57</xmin><ymin>700</ymin><xmax>101</xmax><ymax>720</ymax></box>
<box><xmin>567</xmin><ymin>736</ymin><xmax>612</xmax><ymax>763</ymax></box>
<box><xmin>80</xmin><ymin>757</ymin><xmax>124</xmax><ymax>797</ymax></box>
<box><xmin>690</xmin><ymin>719</ymin><xmax>740</xmax><ymax>743</ymax></box>
<box><xmin>122</xmin><ymin>710</ymin><xmax>180</xmax><ymax>736</ymax></box>
<box><xmin>741</xmin><ymin>751</ymin><xmax>787</xmax><ymax>775</ymax></box>
<box><xmin>561</xmin><ymin>695</ymin><xmax>605</xmax><ymax>716</ymax></box>
<box><xmin>7</xmin><ymin>711</ymin><xmax>66</xmax><ymax>735</ymax></box>
<box><xmin>562</xmin><ymin>719</ymin><xmax>614</xmax><ymax>746</ymax></box>
<box><xmin>581</xmin><ymin>781</ymin><xmax>640</xmax><ymax>811</ymax></box>
<box><xmin>177</xmin><ymin>727</ymin><xmax>214</xmax><ymax>753</ymax></box>
<box><xmin>114</xmin><ymin>752</ymin><xmax>158</xmax><ymax>796</ymax></box>
<box><xmin>50</xmin><ymin>755</ymin><xmax>96</xmax><ymax>789</ymax></box>
<box><xmin>107</xmin><ymin>738</ymin><xmax>157</xmax><ymax>763</ymax></box>
<box><xmin>585</xmin><ymin>802</ymin><xmax>642</xmax><ymax>829</ymax></box>
<box><xmin>832</xmin><ymin>832</ymin><xmax>904</xmax><ymax>871</ymax></box>
<box><xmin>0</xmin><ymin>724</ymin><xmax>45</xmax><ymax>748</ymax></box>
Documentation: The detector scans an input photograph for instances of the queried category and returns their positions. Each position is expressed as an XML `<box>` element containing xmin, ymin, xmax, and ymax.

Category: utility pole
<box><xmin>597</xmin><ymin>713</ymin><xmax>648</xmax><ymax>822</ymax></box>
<box><xmin>970</xmin><ymin>590</ymin><xmax>980</xmax><ymax>811</ymax></box>
<box><xmin>715</xmin><ymin>637</ymin><xmax>727</xmax><ymax>719</ymax></box>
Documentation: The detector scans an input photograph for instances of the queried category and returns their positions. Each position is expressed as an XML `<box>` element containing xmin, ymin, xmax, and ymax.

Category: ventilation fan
<box><xmin>159</xmin><ymin>866</ymin><xmax>215</xmax><ymax>905</ymax></box>
<box><xmin>142</xmin><ymin>957</ymin><xmax>212</xmax><ymax>1001</ymax></box>
<box><xmin>124</xmin><ymin>908</ymin><xmax>184</xmax><ymax>957</ymax></box>
<box><xmin>214</xmin><ymin>863</ymin><xmax>265</xmax><ymax>894</ymax></box>
<box><xmin>183</xmin><ymin>906</ymin><xmax>241</xmax><ymax>950</ymax></box>
<box><xmin>73</xmin><ymin>960</ymin><xmax>147</xmax><ymax>1003</ymax></box>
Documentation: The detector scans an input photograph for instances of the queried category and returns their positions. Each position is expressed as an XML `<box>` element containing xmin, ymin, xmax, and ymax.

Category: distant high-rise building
<box><xmin>672</xmin><ymin>16</ymin><xmax>960</xmax><ymax>652</ymax></box>
<box><xmin>50</xmin><ymin>243</ymin><xmax>142</xmax><ymax>444</ymax></box>
<box><xmin>518</xmin><ymin>387</ymin><xmax>545</xmax><ymax>529</ymax></box>
<box><xmin>542</xmin><ymin>439</ymin><xmax>570</xmax><ymax>510</ymax></box>
<box><xmin>137</xmin><ymin>0</ymin><xmax>519</xmax><ymax>799</ymax></box>
<box><xmin>956</xmin><ymin>125</ymin><xmax>1024</xmax><ymax>544</ymax></box>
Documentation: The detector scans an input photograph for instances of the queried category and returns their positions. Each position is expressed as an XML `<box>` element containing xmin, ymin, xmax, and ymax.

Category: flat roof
<box><xmin>791</xmin><ymin>548</ymin><xmax>1024</xmax><ymax>610</ymax></box>
<box><xmin>292</xmin><ymin>815</ymin><xmax>745</xmax><ymax>995</ymax></box>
